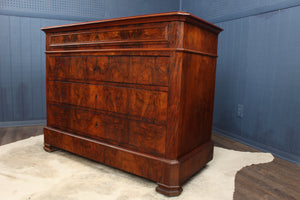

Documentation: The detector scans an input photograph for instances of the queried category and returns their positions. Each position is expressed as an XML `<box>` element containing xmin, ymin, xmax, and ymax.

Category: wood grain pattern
<box><xmin>128</xmin><ymin>121</ymin><xmax>166</xmax><ymax>156</ymax></box>
<box><xmin>50</xmin><ymin>26</ymin><xmax>167</xmax><ymax>44</ymax></box>
<box><xmin>46</xmin><ymin>22</ymin><xmax>170</xmax><ymax>50</ymax></box>
<box><xmin>47</xmin><ymin>104</ymin><xmax>166</xmax><ymax>155</ymax></box>
<box><xmin>47</xmin><ymin>81</ymin><xmax>168</xmax><ymax>122</ymax></box>
<box><xmin>44</xmin><ymin>127</ymin><xmax>166</xmax><ymax>182</ymax></box>
<box><xmin>164</xmin><ymin>52</ymin><xmax>183</xmax><ymax>160</ymax></box>
<box><xmin>178</xmin><ymin>53</ymin><xmax>217</xmax><ymax>157</ymax></box>
<box><xmin>48</xmin><ymin>55</ymin><xmax>169</xmax><ymax>86</ymax></box>
<box><xmin>43</xmin><ymin>12</ymin><xmax>222</xmax><ymax>196</ymax></box>
<box><xmin>47</xmin><ymin>104</ymin><xmax>128</xmax><ymax>144</ymax></box>
<box><xmin>183</xmin><ymin>22</ymin><xmax>218</xmax><ymax>54</ymax></box>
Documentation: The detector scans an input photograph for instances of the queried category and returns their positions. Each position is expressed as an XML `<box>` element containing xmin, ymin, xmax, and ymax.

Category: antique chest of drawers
<box><xmin>42</xmin><ymin>12</ymin><xmax>222</xmax><ymax>196</ymax></box>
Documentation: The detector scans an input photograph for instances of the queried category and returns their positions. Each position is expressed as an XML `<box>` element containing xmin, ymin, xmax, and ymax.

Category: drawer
<box><xmin>47</xmin><ymin>81</ymin><xmax>168</xmax><ymax>122</ymax></box>
<box><xmin>47</xmin><ymin>104</ymin><xmax>166</xmax><ymax>155</ymax></box>
<box><xmin>48</xmin><ymin>24</ymin><xmax>169</xmax><ymax>50</ymax></box>
<box><xmin>47</xmin><ymin>55</ymin><xmax>169</xmax><ymax>86</ymax></box>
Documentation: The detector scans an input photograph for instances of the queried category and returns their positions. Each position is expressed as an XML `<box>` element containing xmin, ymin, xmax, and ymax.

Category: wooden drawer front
<box><xmin>48</xmin><ymin>104</ymin><xmax>126</xmax><ymax>144</ymax></box>
<box><xmin>47</xmin><ymin>104</ymin><xmax>166</xmax><ymax>155</ymax></box>
<box><xmin>48</xmin><ymin>55</ymin><xmax>169</xmax><ymax>86</ymax></box>
<box><xmin>49</xmin><ymin>25</ymin><xmax>168</xmax><ymax>48</ymax></box>
<box><xmin>128</xmin><ymin>121</ymin><xmax>166</xmax><ymax>156</ymax></box>
<box><xmin>48</xmin><ymin>56</ymin><xmax>85</xmax><ymax>80</ymax></box>
<box><xmin>47</xmin><ymin>81</ymin><xmax>168</xmax><ymax>122</ymax></box>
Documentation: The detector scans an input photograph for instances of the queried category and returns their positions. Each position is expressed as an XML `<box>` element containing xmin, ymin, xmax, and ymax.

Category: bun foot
<box><xmin>44</xmin><ymin>143</ymin><xmax>58</xmax><ymax>152</ymax></box>
<box><xmin>156</xmin><ymin>183</ymin><xmax>183</xmax><ymax>197</ymax></box>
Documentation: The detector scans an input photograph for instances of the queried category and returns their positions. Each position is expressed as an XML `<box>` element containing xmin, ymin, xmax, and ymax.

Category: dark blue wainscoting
<box><xmin>0</xmin><ymin>15</ymin><xmax>76</xmax><ymax>125</ymax></box>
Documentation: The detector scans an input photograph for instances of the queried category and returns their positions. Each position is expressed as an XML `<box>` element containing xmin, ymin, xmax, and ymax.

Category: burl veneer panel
<box><xmin>47</xmin><ymin>104</ymin><xmax>167</xmax><ymax>156</ymax></box>
<box><xmin>42</xmin><ymin>12</ymin><xmax>222</xmax><ymax>197</ymax></box>
<box><xmin>47</xmin><ymin>81</ymin><xmax>168</xmax><ymax>122</ymax></box>
<box><xmin>48</xmin><ymin>55</ymin><xmax>169</xmax><ymax>86</ymax></box>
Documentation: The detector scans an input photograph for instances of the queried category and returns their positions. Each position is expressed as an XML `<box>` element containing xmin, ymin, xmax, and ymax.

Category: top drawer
<box><xmin>47</xmin><ymin>23</ymin><xmax>169</xmax><ymax>50</ymax></box>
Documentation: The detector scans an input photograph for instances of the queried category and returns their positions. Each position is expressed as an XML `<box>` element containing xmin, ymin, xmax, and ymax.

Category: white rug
<box><xmin>0</xmin><ymin>135</ymin><xmax>273</xmax><ymax>200</ymax></box>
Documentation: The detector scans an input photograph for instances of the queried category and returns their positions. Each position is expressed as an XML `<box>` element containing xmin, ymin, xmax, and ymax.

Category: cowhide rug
<box><xmin>0</xmin><ymin>135</ymin><xmax>273</xmax><ymax>200</ymax></box>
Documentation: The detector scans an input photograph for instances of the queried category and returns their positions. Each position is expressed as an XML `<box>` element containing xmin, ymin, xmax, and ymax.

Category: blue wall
<box><xmin>182</xmin><ymin>0</ymin><xmax>300</xmax><ymax>164</ymax></box>
<box><xmin>0</xmin><ymin>0</ymin><xmax>179</xmax><ymax>126</ymax></box>
<box><xmin>181</xmin><ymin>0</ymin><xmax>300</xmax><ymax>23</ymax></box>
<box><xmin>0</xmin><ymin>15</ymin><xmax>76</xmax><ymax>125</ymax></box>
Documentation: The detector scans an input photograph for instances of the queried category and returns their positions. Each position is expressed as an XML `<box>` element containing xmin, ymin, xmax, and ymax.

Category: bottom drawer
<box><xmin>47</xmin><ymin>104</ymin><xmax>166</xmax><ymax>156</ymax></box>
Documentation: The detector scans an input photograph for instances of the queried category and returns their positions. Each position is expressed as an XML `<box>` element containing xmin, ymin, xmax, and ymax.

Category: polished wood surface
<box><xmin>48</xmin><ymin>55</ymin><xmax>169</xmax><ymax>86</ymax></box>
<box><xmin>47</xmin><ymin>81</ymin><xmax>168</xmax><ymax>122</ymax></box>
<box><xmin>47</xmin><ymin>104</ymin><xmax>167</xmax><ymax>156</ymax></box>
<box><xmin>1</xmin><ymin>127</ymin><xmax>299</xmax><ymax>199</ymax></box>
<box><xmin>42</xmin><ymin>11</ymin><xmax>222</xmax><ymax>196</ymax></box>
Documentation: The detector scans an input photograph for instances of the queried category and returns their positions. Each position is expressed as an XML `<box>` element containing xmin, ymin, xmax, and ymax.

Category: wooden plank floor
<box><xmin>213</xmin><ymin>134</ymin><xmax>300</xmax><ymax>200</ymax></box>
<box><xmin>0</xmin><ymin>125</ymin><xmax>43</xmax><ymax>146</ymax></box>
<box><xmin>0</xmin><ymin>126</ymin><xmax>299</xmax><ymax>200</ymax></box>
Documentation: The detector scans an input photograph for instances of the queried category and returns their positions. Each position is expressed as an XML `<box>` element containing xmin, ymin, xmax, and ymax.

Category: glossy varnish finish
<box><xmin>42</xmin><ymin>11</ymin><xmax>222</xmax><ymax>196</ymax></box>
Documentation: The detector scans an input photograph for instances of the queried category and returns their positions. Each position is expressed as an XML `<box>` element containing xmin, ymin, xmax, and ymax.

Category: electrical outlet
<box><xmin>237</xmin><ymin>104</ymin><xmax>244</xmax><ymax>118</ymax></box>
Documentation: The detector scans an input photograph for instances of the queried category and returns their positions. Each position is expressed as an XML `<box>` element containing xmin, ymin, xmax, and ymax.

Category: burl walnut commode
<box><xmin>42</xmin><ymin>12</ymin><xmax>222</xmax><ymax>196</ymax></box>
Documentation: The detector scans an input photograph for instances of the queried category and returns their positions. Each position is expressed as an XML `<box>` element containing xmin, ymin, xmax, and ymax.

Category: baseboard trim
<box><xmin>213</xmin><ymin>127</ymin><xmax>300</xmax><ymax>165</ymax></box>
<box><xmin>0</xmin><ymin>120</ymin><xmax>46</xmax><ymax>127</ymax></box>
